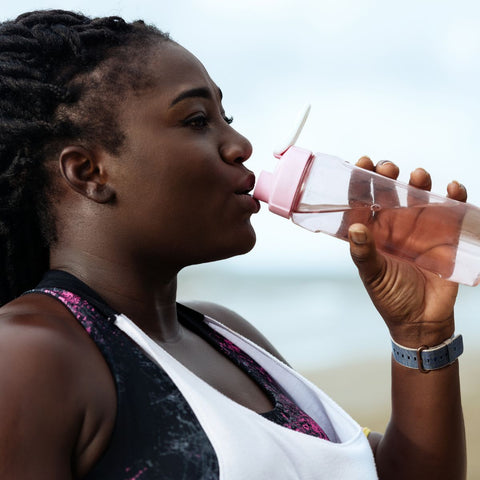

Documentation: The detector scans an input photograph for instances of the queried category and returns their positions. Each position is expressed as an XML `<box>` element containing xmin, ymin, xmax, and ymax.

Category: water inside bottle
<box><xmin>292</xmin><ymin>201</ymin><xmax>480</xmax><ymax>286</ymax></box>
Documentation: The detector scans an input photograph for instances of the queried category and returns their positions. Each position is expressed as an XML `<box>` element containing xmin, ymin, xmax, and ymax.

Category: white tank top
<box><xmin>115</xmin><ymin>313</ymin><xmax>378</xmax><ymax>479</ymax></box>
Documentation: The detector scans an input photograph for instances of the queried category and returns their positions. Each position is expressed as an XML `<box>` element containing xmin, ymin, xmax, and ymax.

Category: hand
<box><xmin>347</xmin><ymin>157</ymin><xmax>467</xmax><ymax>347</ymax></box>
<box><xmin>339</xmin><ymin>157</ymin><xmax>467</xmax><ymax>279</ymax></box>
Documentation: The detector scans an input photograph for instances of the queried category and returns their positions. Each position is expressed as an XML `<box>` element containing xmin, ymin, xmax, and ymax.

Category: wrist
<box><xmin>391</xmin><ymin>334</ymin><xmax>463</xmax><ymax>373</ymax></box>
<box><xmin>389</xmin><ymin>320</ymin><xmax>455</xmax><ymax>349</ymax></box>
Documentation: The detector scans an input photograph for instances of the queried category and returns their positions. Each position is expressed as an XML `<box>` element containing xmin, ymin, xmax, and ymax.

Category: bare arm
<box><xmin>0</xmin><ymin>295</ymin><xmax>116</xmax><ymax>479</ymax></box>
<box><xmin>0</xmin><ymin>316</ymin><xmax>79</xmax><ymax>479</ymax></box>
<box><xmin>348</xmin><ymin>163</ymin><xmax>466</xmax><ymax>479</ymax></box>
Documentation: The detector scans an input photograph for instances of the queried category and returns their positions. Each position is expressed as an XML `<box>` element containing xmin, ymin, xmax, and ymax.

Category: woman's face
<box><xmin>109</xmin><ymin>41</ymin><xmax>258</xmax><ymax>269</ymax></box>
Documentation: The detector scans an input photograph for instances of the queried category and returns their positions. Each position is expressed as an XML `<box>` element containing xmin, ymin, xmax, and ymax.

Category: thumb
<box><xmin>348</xmin><ymin>223</ymin><xmax>385</xmax><ymax>283</ymax></box>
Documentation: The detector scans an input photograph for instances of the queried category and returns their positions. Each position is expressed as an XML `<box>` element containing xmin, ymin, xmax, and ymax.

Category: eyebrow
<box><xmin>169</xmin><ymin>87</ymin><xmax>223</xmax><ymax>108</ymax></box>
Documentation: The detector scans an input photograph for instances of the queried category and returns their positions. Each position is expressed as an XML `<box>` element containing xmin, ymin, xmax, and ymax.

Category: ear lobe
<box><xmin>59</xmin><ymin>146</ymin><xmax>116</xmax><ymax>204</ymax></box>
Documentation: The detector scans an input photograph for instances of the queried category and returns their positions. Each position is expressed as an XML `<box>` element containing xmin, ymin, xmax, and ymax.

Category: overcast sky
<box><xmin>3</xmin><ymin>1</ymin><xmax>480</xmax><ymax>274</ymax></box>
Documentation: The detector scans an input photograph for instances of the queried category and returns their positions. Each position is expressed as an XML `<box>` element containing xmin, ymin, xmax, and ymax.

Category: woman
<box><xmin>0</xmin><ymin>10</ymin><xmax>466</xmax><ymax>479</ymax></box>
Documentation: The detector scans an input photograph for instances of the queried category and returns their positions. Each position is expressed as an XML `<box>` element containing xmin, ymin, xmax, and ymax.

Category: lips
<box><xmin>235</xmin><ymin>172</ymin><xmax>256</xmax><ymax>195</ymax></box>
<box><xmin>235</xmin><ymin>173</ymin><xmax>260</xmax><ymax>213</ymax></box>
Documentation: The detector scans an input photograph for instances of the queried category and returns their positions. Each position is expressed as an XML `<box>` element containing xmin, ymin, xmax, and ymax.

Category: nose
<box><xmin>220</xmin><ymin>127</ymin><xmax>253</xmax><ymax>164</ymax></box>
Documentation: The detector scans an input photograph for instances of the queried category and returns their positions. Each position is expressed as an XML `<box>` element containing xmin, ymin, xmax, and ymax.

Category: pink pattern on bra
<box><xmin>206</xmin><ymin>328</ymin><xmax>330</xmax><ymax>441</ymax></box>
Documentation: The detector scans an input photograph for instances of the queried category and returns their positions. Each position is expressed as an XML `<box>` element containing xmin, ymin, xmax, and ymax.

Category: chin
<box><xmin>222</xmin><ymin>233</ymin><xmax>257</xmax><ymax>261</ymax></box>
<box><xmin>235</xmin><ymin>225</ymin><xmax>257</xmax><ymax>254</ymax></box>
<box><xmin>199</xmin><ymin>229</ymin><xmax>257</xmax><ymax>265</ymax></box>
<box><xmin>233</xmin><ymin>236</ymin><xmax>256</xmax><ymax>257</ymax></box>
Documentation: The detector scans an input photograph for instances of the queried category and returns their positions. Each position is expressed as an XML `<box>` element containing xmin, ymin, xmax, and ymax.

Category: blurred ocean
<box><xmin>177</xmin><ymin>264</ymin><xmax>480</xmax><ymax>371</ymax></box>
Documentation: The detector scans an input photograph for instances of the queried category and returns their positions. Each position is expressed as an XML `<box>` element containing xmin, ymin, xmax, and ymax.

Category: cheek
<box><xmin>170</xmin><ymin>165</ymin><xmax>229</xmax><ymax>207</ymax></box>
<box><xmin>118</xmin><ymin>148</ymin><xmax>230</xmax><ymax>227</ymax></box>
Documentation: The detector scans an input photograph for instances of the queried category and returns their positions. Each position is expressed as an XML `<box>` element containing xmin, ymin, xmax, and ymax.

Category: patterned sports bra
<box><xmin>30</xmin><ymin>270</ymin><xmax>330</xmax><ymax>479</ymax></box>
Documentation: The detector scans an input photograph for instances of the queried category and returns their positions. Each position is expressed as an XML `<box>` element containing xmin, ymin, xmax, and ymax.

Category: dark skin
<box><xmin>0</xmin><ymin>40</ymin><xmax>466</xmax><ymax>479</ymax></box>
<box><xmin>347</xmin><ymin>158</ymin><xmax>466</xmax><ymax>478</ymax></box>
<box><xmin>337</xmin><ymin>157</ymin><xmax>467</xmax><ymax>279</ymax></box>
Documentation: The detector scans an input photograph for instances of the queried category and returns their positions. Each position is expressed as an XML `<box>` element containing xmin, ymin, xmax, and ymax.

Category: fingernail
<box><xmin>377</xmin><ymin>160</ymin><xmax>392</xmax><ymax>166</ymax></box>
<box><xmin>350</xmin><ymin>228</ymin><xmax>367</xmax><ymax>245</ymax></box>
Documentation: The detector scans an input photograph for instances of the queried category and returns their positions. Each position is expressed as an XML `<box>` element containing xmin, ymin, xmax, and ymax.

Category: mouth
<box><xmin>235</xmin><ymin>173</ymin><xmax>256</xmax><ymax>195</ymax></box>
<box><xmin>235</xmin><ymin>173</ymin><xmax>260</xmax><ymax>213</ymax></box>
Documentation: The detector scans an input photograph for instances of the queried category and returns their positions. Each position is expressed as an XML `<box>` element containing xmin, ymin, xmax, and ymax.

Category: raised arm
<box><xmin>347</xmin><ymin>162</ymin><xmax>466</xmax><ymax>479</ymax></box>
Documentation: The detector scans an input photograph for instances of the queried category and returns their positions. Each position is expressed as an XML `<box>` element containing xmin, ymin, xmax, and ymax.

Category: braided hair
<box><xmin>0</xmin><ymin>10</ymin><xmax>171</xmax><ymax>305</ymax></box>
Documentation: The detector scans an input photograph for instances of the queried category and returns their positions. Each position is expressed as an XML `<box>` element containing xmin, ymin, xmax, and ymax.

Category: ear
<box><xmin>58</xmin><ymin>146</ymin><xmax>116</xmax><ymax>204</ymax></box>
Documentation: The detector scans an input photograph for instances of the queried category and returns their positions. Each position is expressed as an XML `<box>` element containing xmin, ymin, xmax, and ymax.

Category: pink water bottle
<box><xmin>253</xmin><ymin>110</ymin><xmax>480</xmax><ymax>287</ymax></box>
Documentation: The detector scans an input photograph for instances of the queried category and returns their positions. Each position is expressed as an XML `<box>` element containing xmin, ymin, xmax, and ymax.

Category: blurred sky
<box><xmin>3</xmin><ymin>1</ymin><xmax>480</xmax><ymax>274</ymax></box>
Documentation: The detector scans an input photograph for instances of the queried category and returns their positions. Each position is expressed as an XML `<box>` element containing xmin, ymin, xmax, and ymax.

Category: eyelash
<box><xmin>184</xmin><ymin>114</ymin><xmax>234</xmax><ymax>129</ymax></box>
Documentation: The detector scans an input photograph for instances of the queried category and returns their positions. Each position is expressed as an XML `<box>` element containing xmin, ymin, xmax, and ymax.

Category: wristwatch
<box><xmin>391</xmin><ymin>334</ymin><xmax>463</xmax><ymax>373</ymax></box>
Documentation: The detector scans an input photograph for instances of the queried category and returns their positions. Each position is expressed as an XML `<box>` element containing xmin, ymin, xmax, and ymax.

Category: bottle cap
<box><xmin>253</xmin><ymin>146</ymin><xmax>314</xmax><ymax>218</ymax></box>
<box><xmin>254</xmin><ymin>105</ymin><xmax>314</xmax><ymax>218</ymax></box>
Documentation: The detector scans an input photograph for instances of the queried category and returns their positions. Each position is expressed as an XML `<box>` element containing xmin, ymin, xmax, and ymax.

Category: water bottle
<box><xmin>253</xmin><ymin>110</ymin><xmax>480</xmax><ymax>286</ymax></box>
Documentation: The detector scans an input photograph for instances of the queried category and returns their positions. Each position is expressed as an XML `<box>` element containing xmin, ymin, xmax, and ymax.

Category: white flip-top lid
<box><xmin>253</xmin><ymin>106</ymin><xmax>314</xmax><ymax>218</ymax></box>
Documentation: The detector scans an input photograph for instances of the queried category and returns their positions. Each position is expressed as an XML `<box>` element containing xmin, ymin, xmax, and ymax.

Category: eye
<box><xmin>184</xmin><ymin>114</ymin><xmax>208</xmax><ymax>129</ymax></box>
<box><xmin>183</xmin><ymin>113</ymin><xmax>233</xmax><ymax>129</ymax></box>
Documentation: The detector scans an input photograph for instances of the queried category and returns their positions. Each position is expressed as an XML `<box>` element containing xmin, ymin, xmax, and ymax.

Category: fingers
<box><xmin>375</xmin><ymin>160</ymin><xmax>399</xmax><ymax>180</ymax></box>
<box><xmin>370</xmin><ymin>160</ymin><xmax>400</xmax><ymax>209</ymax></box>
<box><xmin>351</xmin><ymin>157</ymin><xmax>399</xmax><ymax>207</ymax></box>
<box><xmin>339</xmin><ymin>156</ymin><xmax>375</xmax><ymax>238</ymax></box>
<box><xmin>350</xmin><ymin>156</ymin><xmax>374</xmax><ymax>207</ymax></box>
<box><xmin>355</xmin><ymin>156</ymin><xmax>375</xmax><ymax>171</ymax></box>
<box><xmin>355</xmin><ymin>157</ymin><xmax>400</xmax><ymax>179</ymax></box>
<box><xmin>447</xmin><ymin>181</ymin><xmax>467</xmax><ymax>203</ymax></box>
<box><xmin>407</xmin><ymin>168</ymin><xmax>432</xmax><ymax>207</ymax></box>
<box><xmin>407</xmin><ymin>170</ymin><xmax>467</xmax><ymax>206</ymax></box>
<box><xmin>348</xmin><ymin>223</ymin><xmax>385</xmax><ymax>283</ymax></box>
<box><xmin>409</xmin><ymin>168</ymin><xmax>432</xmax><ymax>191</ymax></box>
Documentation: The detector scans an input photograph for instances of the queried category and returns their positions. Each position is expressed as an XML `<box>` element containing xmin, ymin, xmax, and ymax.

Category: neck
<box><xmin>50</xmin><ymin>246</ymin><xmax>182</xmax><ymax>341</ymax></box>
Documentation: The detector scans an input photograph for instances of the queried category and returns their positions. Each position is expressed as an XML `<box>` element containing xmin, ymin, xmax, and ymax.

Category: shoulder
<box><xmin>0</xmin><ymin>293</ymin><xmax>115</xmax><ymax>478</ymax></box>
<box><xmin>0</xmin><ymin>292</ymin><xmax>98</xmax><ymax>371</ymax></box>
<box><xmin>182</xmin><ymin>300</ymin><xmax>289</xmax><ymax>365</ymax></box>
<box><xmin>0</xmin><ymin>293</ymin><xmax>86</xmax><ymax>380</ymax></box>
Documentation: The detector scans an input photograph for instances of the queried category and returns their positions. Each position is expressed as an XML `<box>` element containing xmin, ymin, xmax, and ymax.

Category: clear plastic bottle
<box><xmin>253</xmin><ymin>145</ymin><xmax>480</xmax><ymax>286</ymax></box>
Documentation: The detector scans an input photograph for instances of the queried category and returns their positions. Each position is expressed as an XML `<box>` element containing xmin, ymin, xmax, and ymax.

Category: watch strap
<box><xmin>391</xmin><ymin>334</ymin><xmax>463</xmax><ymax>372</ymax></box>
